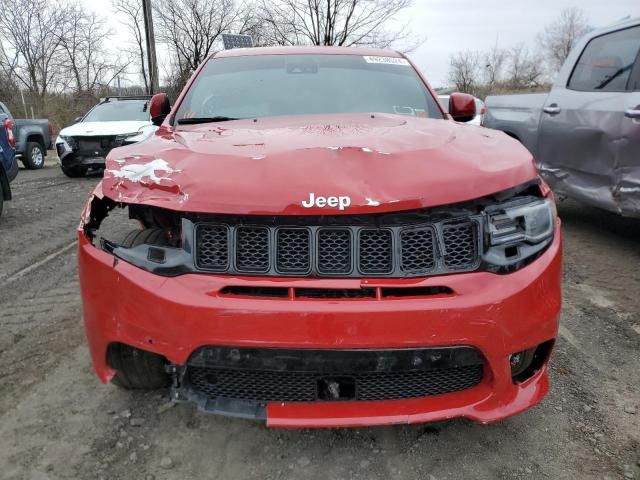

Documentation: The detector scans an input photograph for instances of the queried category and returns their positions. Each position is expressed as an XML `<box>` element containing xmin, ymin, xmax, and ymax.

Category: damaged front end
<box><xmin>78</xmin><ymin>177</ymin><xmax>562</xmax><ymax>425</ymax></box>
<box><xmin>81</xmin><ymin>178</ymin><xmax>557</xmax><ymax>281</ymax></box>
<box><xmin>57</xmin><ymin>130</ymin><xmax>154</xmax><ymax>173</ymax></box>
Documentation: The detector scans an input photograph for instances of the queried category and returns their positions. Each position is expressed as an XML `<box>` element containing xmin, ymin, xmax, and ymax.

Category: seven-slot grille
<box><xmin>195</xmin><ymin>218</ymin><xmax>480</xmax><ymax>278</ymax></box>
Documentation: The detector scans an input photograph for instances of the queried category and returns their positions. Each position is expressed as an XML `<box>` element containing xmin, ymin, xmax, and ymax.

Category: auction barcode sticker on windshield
<box><xmin>363</xmin><ymin>56</ymin><xmax>410</xmax><ymax>66</ymax></box>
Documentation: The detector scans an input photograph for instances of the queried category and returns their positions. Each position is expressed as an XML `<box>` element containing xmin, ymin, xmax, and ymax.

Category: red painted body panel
<box><xmin>101</xmin><ymin>114</ymin><xmax>537</xmax><ymax>215</ymax></box>
<box><xmin>78</xmin><ymin>224</ymin><xmax>562</xmax><ymax>427</ymax></box>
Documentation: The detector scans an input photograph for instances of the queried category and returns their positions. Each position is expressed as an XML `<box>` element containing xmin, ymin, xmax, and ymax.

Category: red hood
<box><xmin>101</xmin><ymin>113</ymin><xmax>537</xmax><ymax>214</ymax></box>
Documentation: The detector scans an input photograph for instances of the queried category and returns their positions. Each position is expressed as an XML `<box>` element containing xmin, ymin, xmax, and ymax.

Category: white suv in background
<box><xmin>55</xmin><ymin>96</ymin><xmax>156</xmax><ymax>177</ymax></box>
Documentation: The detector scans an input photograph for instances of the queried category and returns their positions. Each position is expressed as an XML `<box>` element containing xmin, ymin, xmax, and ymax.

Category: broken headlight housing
<box><xmin>483</xmin><ymin>197</ymin><xmax>556</xmax><ymax>272</ymax></box>
<box><xmin>118</xmin><ymin>125</ymin><xmax>156</xmax><ymax>145</ymax></box>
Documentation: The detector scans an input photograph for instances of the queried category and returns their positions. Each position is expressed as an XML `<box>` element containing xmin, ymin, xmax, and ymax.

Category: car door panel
<box><xmin>537</xmin><ymin>25</ymin><xmax>640</xmax><ymax>217</ymax></box>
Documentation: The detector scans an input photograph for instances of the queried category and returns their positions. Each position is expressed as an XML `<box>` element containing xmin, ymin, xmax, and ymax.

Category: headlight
<box><xmin>484</xmin><ymin>197</ymin><xmax>556</xmax><ymax>271</ymax></box>
<box><xmin>60</xmin><ymin>135</ymin><xmax>77</xmax><ymax>149</ymax></box>
<box><xmin>119</xmin><ymin>125</ymin><xmax>156</xmax><ymax>144</ymax></box>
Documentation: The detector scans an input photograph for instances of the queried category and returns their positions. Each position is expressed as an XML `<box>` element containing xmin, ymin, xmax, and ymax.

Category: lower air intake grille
<box><xmin>184</xmin><ymin>347</ymin><xmax>484</xmax><ymax>403</ymax></box>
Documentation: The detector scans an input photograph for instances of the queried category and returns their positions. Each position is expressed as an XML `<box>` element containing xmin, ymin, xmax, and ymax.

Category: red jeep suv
<box><xmin>79</xmin><ymin>46</ymin><xmax>561</xmax><ymax>428</ymax></box>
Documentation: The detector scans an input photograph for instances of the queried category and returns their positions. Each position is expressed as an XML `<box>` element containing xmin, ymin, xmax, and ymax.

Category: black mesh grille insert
<box><xmin>189</xmin><ymin>368</ymin><xmax>318</xmax><ymax>402</ymax></box>
<box><xmin>442</xmin><ymin>221</ymin><xmax>477</xmax><ymax>269</ymax></box>
<box><xmin>276</xmin><ymin>229</ymin><xmax>310</xmax><ymax>273</ymax></box>
<box><xmin>187</xmin><ymin>364</ymin><xmax>483</xmax><ymax>403</ymax></box>
<box><xmin>236</xmin><ymin>227</ymin><xmax>269</xmax><ymax>272</ymax></box>
<box><xmin>317</xmin><ymin>229</ymin><xmax>352</xmax><ymax>274</ymax></box>
<box><xmin>358</xmin><ymin>229</ymin><xmax>393</xmax><ymax>274</ymax></box>
<box><xmin>400</xmin><ymin>227</ymin><xmax>436</xmax><ymax>273</ymax></box>
<box><xmin>356</xmin><ymin>366</ymin><xmax>483</xmax><ymax>401</ymax></box>
<box><xmin>196</xmin><ymin>225</ymin><xmax>229</xmax><ymax>270</ymax></box>
<box><xmin>295</xmin><ymin>288</ymin><xmax>375</xmax><ymax>299</ymax></box>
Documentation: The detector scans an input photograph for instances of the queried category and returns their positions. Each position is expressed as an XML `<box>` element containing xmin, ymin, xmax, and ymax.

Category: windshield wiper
<box><xmin>177</xmin><ymin>116</ymin><xmax>241</xmax><ymax>124</ymax></box>
<box><xmin>595</xmin><ymin>64</ymin><xmax>632</xmax><ymax>90</ymax></box>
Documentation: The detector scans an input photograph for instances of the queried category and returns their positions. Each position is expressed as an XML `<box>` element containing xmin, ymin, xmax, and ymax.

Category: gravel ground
<box><xmin>0</xmin><ymin>156</ymin><xmax>638</xmax><ymax>480</ymax></box>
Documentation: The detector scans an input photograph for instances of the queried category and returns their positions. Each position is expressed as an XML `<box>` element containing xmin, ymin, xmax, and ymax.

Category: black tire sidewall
<box><xmin>23</xmin><ymin>142</ymin><xmax>45</xmax><ymax>169</ymax></box>
<box><xmin>60</xmin><ymin>164</ymin><xmax>86</xmax><ymax>178</ymax></box>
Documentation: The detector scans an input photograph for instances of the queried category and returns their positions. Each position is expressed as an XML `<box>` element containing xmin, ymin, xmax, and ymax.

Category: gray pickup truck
<box><xmin>484</xmin><ymin>18</ymin><xmax>640</xmax><ymax>217</ymax></box>
<box><xmin>0</xmin><ymin>101</ymin><xmax>52</xmax><ymax>169</ymax></box>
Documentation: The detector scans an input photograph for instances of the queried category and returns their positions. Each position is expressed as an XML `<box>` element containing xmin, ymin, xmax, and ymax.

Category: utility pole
<box><xmin>142</xmin><ymin>0</ymin><xmax>159</xmax><ymax>94</ymax></box>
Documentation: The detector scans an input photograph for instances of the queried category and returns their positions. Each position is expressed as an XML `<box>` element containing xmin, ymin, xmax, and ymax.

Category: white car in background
<box><xmin>55</xmin><ymin>96</ymin><xmax>156</xmax><ymax>177</ymax></box>
<box><xmin>438</xmin><ymin>95</ymin><xmax>486</xmax><ymax>126</ymax></box>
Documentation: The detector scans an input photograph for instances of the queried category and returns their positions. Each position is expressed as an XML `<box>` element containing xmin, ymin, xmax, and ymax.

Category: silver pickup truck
<box><xmin>484</xmin><ymin>18</ymin><xmax>640</xmax><ymax>217</ymax></box>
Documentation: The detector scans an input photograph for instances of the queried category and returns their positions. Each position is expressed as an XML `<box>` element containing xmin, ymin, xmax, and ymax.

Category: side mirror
<box><xmin>74</xmin><ymin>116</ymin><xmax>82</xmax><ymax>123</ymax></box>
<box><xmin>449</xmin><ymin>93</ymin><xmax>476</xmax><ymax>122</ymax></box>
<box><xmin>149</xmin><ymin>93</ymin><xmax>171</xmax><ymax>126</ymax></box>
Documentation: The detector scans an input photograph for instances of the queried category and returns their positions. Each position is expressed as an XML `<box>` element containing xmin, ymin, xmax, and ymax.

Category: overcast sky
<box><xmin>405</xmin><ymin>0</ymin><xmax>638</xmax><ymax>86</ymax></box>
<box><xmin>83</xmin><ymin>0</ymin><xmax>639</xmax><ymax>88</ymax></box>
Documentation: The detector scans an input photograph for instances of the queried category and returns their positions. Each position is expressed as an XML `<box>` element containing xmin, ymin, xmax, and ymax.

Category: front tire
<box><xmin>23</xmin><ymin>142</ymin><xmax>45</xmax><ymax>169</ymax></box>
<box><xmin>108</xmin><ymin>343</ymin><xmax>170</xmax><ymax>390</ymax></box>
<box><xmin>60</xmin><ymin>164</ymin><xmax>87</xmax><ymax>178</ymax></box>
<box><xmin>107</xmin><ymin>227</ymin><xmax>174</xmax><ymax>390</ymax></box>
<box><xmin>0</xmin><ymin>181</ymin><xmax>4</xmax><ymax>217</ymax></box>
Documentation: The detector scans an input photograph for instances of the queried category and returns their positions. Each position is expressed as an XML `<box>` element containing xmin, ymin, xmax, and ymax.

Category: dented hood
<box><xmin>101</xmin><ymin>113</ymin><xmax>538</xmax><ymax>214</ymax></box>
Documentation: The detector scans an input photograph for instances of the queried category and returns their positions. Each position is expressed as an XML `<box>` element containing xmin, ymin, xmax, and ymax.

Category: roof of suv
<box><xmin>212</xmin><ymin>46</ymin><xmax>404</xmax><ymax>59</ymax></box>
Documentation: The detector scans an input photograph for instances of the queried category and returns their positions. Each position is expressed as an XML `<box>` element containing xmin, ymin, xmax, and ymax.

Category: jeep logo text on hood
<box><xmin>302</xmin><ymin>193</ymin><xmax>351</xmax><ymax>210</ymax></box>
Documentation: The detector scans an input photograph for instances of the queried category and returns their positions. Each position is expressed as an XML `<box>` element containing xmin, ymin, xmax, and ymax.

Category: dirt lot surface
<box><xmin>0</xmin><ymin>156</ymin><xmax>639</xmax><ymax>480</ymax></box>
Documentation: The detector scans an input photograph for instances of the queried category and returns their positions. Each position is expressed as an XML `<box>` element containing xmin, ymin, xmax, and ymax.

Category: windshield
<box><xmin>176</xmin><ymin>54</ymin><xmax>443</xmax><ymax>122</ymax></box>
<box><xmin>83</xmin><ymin>101</ymin><xmax>150</xmax><ymax>122</ymax></box>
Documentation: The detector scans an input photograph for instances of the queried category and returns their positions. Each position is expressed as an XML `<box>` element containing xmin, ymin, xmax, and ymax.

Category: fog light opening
<box><xmin>510</xmin><ymin>340</ymin><xmax>554</xmax><ymax>384</ymax></box>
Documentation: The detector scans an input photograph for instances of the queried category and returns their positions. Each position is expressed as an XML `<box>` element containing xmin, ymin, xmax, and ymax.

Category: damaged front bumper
<box><xmin>78</xmin><ymin>196</ymin><xmax>562</xmax><ymax>426</ymax></box>
<box><xmin>57</xmin><ymin>132</ymin><xmax>152</xmax><ymax>170</ymax></box>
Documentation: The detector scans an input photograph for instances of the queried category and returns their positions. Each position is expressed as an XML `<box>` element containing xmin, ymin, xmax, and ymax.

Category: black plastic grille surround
<box><xmin>71</xmin><ymin>135</ymin><xmax>124</xmax><ymax>156</ymax></box>
<box><xmin>194</xmin><ymin>215</ymin><xmax>481</xmax><ymax>278</ymax></box>
<box><xmin>184</xmin><ymin>346</ymin><xmax>485</xmax><ymax>403</ymax></box>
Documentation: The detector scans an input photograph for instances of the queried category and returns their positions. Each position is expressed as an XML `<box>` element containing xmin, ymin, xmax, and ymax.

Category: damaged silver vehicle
<box><xmin>484</xmin><ymin>18</ymin><xmax>640</xmax><ymax>217</ymax></box>
<box><xmin>55</xmin><ymin>96</ymin><xmax>156</xmax><ymax>177</ymax></box>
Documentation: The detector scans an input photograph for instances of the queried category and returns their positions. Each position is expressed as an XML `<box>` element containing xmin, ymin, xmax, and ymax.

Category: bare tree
<box><xmin>153</xmin><ymin>0</ymin><xmax>240</xmax><ymax>73</ymax></box>
<box><xmin>506</xmin><ymin>44</ymin><xmax>544</xmax><ymax>89</ymax></box>
<box><xmin>538</xmin><ymin>7</ymin><xmax>590</xmax><ymax>73</ymax></box>
<box><xmin>0</xmin><ymin>0</ymin><xmax>69</xmax><ymax>112</ymax></box>
<box><xmin>448</xmin><ymin>51</ymin><xmax>481</xmax><ymax>94</ymax></box>
<box><xmin>113</xmin><ymin>0</ymin><xmax>150</xmax><ymax>92</ymax></box>
<box><xmin>483</xmin><ymin>41</ymin><xmax>507</xmax><ymax>88</ymax></box>
<box><xmin>60</xmin><ymin>4</ymin><xmax>125</xmax><ymax>93</ymax></box>
<box><xmin>259</xmin><ymin>0</ymin><xmax>414</xmax><ymax>49</ymax></box>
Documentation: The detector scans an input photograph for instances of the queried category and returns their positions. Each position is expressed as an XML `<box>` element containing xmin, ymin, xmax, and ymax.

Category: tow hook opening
<box><xmin>510</xmin><ymin>340</ymin><xmax>554</xmax><ymax>383</ymax></box>
<box><xmin>318</xmin><ymin>377</ymin><xmax>356</xmax><ymax>401</ymax></box>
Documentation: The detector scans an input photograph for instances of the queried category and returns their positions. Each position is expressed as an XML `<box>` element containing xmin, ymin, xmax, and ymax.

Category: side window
<box><xmin>568</xmin><ymin>25</ymin><xmax>640</xmax><ymax>91</ymax></box>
